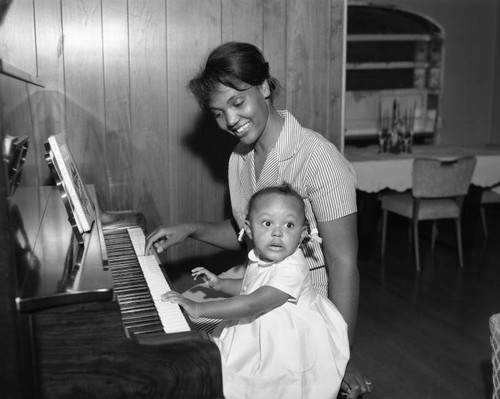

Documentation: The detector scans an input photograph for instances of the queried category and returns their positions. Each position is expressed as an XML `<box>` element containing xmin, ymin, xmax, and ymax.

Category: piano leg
<box><xmin>31</xmin><ymin>301</ymin><xmax>223</xmax><ymax>399</ymax></box>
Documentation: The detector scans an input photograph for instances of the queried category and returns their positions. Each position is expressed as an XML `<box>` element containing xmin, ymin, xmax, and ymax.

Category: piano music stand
<box><xmin>44</xmin><ymin>135</ymin><xmax>96</xmax><ymax>245</ymax></box>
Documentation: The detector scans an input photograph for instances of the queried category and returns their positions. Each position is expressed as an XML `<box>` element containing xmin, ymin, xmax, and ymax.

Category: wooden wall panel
<box><xmin>286</xmin><ymin>0</ymin><xmax>332</xmax><ymax>137</ymax></box>
<box><xmin>102</xmin><ymin>0</ymin><xmax>133</xmax><ymax>210</ymax></box>
<box><xmin>222</xmin><ymin>0</ymin><xmax>263</xmax><ymax>46</ymax></box>
<box><xmin>61</xmin><ymin>0</ymin><xmax>107</xmax><ymax>204</ymax></box>
<box><xmin>0</xmin><ymin>0</ymin><xmax>42</xmax><ymax>186</ymax></box>
<box><xmin>165</xmin><ymin>0</ymin><xmax>226</xmax><ymax>261</ymax></box>
<box><xmin>0</xmin><ymin>0</ymin><xmax>36</xmax><ymax>74</ymax></box>
<box><xmin>34</xmin><ymin>0</ymin><xmax>65</xmax><ymax>185</ymax></box>
<box><xmin>328</xmin><ymin>0</ymin><xmax>346</xmax><ymax>149</ymax></box>
<box><xmin>0</xmin><ymin>0</ymin><xmax>347</xmax><ymax>265</ymax></box>
<box><xmin>34</xmin><ymin>0</ymin><xmax>64</xmax><ymax>92</ymax></box>
<box><xmin>128</xmin><ymin>0</ymin><xmax>169</xmax><ymax>238</ymax></box>
<box><xmin>263</xmin><ymin>0</ymin><xmax>287</xmax><ymax>110</ymax></box>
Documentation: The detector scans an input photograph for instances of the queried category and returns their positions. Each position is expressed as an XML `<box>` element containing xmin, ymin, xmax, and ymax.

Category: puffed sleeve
<box><xmin>305</xmin><ymin>141</ymin><xmax>357</xmax><ymax>222</ymax></box>
<box><xmin>265</xmin><ymin>253</ymin><xmax>308</xmax><ymax>302</ymax></box>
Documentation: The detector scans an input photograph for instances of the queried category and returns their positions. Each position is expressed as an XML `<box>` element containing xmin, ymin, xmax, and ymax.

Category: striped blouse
<box><xmin>228</xmin><ymin>110</ymin><xmax>357</xmax><ymax>297</ymax></box>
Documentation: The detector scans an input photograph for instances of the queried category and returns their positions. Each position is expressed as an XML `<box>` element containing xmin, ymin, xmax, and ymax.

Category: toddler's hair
<box><xmin>247</xmin><ymin>183</ymin><xmax>305</xmax><ymax>220</ymax></box>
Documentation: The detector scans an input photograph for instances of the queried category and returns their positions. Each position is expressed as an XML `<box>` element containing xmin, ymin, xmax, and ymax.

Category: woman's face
<box><xmin>208</xmin><ymin>82</ymin><xmax>270</xmax><ymax>145</ymax></box>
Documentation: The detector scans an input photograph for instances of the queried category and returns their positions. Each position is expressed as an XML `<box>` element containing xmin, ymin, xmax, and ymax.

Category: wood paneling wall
<box><xmin>0</xmin><ymin>0</ymin><xmax>346</xmax><ymax>263</ymax></box>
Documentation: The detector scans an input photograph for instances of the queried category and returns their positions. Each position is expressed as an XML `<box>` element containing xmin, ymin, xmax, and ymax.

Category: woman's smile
<box><xmin>232</xmin><ymin>121</ymin><xmax>251</xmax><ymax>139</ymax></box>
<box><xmin>235</xmin><ymin>121</ymin><xmax>250</xmax><ymax>134</ymax></box>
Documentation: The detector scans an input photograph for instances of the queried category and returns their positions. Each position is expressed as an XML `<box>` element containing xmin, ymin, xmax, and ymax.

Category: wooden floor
<box><xmin>351</xmin><ymin>204</ymin><xmax>500</xmax><ymax>399</ymax></box>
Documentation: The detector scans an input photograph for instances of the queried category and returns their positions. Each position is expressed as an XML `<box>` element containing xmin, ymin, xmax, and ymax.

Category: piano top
<box><xmin>11</xmin><ymin>185</ymin><xmax>113</xmax><ymax>313</ymax></box>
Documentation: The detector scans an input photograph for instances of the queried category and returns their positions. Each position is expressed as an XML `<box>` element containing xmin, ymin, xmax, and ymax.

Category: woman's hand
<box><xmin>161</xmin><ymin>291</ymin><xmax>200</xmax><ymax>318</ymax></box>
<box><xmin>340</xmin><ymin>362</ymin><xmax>372</xmax><ymax>398</ymax></box>
<box><xmin>191</xmin><ymin>267</ymin><xmax>222</xmax><ymax>290</ymax></box>
<box><xmin>145</xmin><ymin>224</ymin><xmax>195</xmax><ymax>255</ymax></box>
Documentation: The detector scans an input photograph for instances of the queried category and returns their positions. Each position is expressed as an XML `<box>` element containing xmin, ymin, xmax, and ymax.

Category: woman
<box><xmin>145</xmin><ymin>41</ymin><xmax>371</xmax><ymax>398</ymax></box>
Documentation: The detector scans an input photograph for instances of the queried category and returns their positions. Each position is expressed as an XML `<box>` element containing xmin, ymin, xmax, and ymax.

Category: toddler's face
<box><xmin>246</xmin><ymin>194</ymin><xmax>307</xmax><ymax>262</ymax></box>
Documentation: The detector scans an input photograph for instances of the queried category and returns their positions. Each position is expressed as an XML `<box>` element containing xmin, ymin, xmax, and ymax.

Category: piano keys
<box><xmin>104</xmin><ymin>226</ymin><xmax>208</xmax><ymax>343</ymax></box>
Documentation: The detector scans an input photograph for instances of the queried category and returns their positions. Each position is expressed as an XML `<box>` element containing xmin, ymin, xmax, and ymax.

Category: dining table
<box><xmin>343</xmin><ymin>144</ymin><xmax>500</xmax><ymax>257</ymax></box>
<box><xmin>344</xmin><ymin>144</ymin><xmax>500</xmax><ymax>194</ymax></box>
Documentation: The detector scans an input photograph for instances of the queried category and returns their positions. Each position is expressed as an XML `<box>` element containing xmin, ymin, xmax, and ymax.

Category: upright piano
<box><xmin>0</xmin><ymin>63</ymin><xmax>223</xmax><ymax>399</ymax></box>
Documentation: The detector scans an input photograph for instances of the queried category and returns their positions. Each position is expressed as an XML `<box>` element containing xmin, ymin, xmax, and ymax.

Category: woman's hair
<box><xmin>247</xmin><ymin>183</ymin><xmax>305</xmax><ymax>221</ymax></box>
<box><xmin>189</xmin><ymin>41</ymin><xmax>281</xmax><ymax>110</ymax></box>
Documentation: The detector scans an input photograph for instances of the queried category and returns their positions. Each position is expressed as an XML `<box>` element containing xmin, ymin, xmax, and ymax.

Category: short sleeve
<box><xmin>305</xmin><ymin>142</ymin><xmax>358</xmax><ymax>222</ymax></box>
<box><xmin>265</xmin><ymin>259</ymin><xmax>308</xmax><ymax>301</ymax></box>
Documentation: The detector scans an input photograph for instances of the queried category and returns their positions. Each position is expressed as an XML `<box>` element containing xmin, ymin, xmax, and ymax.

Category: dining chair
<box><xmin>490</xmin><ymin>313</ymin><xmax>500</xmax><ymax>399</ymax></box>
<box><xmin>380</xmin><ymin>156</ymin><xmax>477</xmax><ymax>271</ymax></box>
<box><xmin>480</xmin><ymin>186</ymin><xmax>500</xmax><ymax>237</ymax></box>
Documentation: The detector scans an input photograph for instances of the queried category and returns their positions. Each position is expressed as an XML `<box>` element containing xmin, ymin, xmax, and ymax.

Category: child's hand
<box><xmin>191</xmin><ymin>267</ymin><xmax>222</xmax><ymax>290</ymax></box>
<box><xmin>161</xmin><ymin>291</ymin><xmax>200</xmax><ymax>318</ymax></box>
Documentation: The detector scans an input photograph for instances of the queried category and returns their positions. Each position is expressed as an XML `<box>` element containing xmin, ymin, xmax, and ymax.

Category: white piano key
<box><xmin>127</xmin><ymin>228</ymin><xmax>191</xmax><ymax>334</ymax></box>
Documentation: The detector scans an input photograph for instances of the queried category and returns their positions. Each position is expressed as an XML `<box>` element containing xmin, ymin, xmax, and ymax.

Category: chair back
<box><xmin>412</xmin><ymin>156</ymin><xmax>477</xmax><ymax>198</ymax></box>
<box><xmin>490</xmin><ymin>313</ymin><xmax>500</xmax><ymax>399</ymax></box>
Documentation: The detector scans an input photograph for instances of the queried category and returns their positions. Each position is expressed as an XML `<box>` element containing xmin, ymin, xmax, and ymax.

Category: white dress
<box><xmin>213</xmin><ymin>248</ymin><xmax>350</xmax><ymax>399</ymax></box>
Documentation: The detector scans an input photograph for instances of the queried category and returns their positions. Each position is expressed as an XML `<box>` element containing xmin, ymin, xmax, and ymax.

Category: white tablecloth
<box><xmin>344</xmin><ymin>145</ymin><xmax>500</xmax><ymax>193</ymax></box>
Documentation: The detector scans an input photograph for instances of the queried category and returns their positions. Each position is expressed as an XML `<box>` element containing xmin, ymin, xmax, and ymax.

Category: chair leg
<box><xmin>455</xmin><ymin>218</ymin><xmax>464</xmax><ymax>268</ymax></box>
<box><xmin>381</xmin><ymin>209</ymin><xmax>388</xmax><ymax>258</ymax></box>
<box><xmin>480</xmin><ymin>205</ymin><xmax>488</xmax><ymax>237</ymax></box>
<box><xmin>413</xmin><ymin>218</ymin><xmax>420</xmax><ymax>272</ymax></box>
<box><xmin>431</xmin><ymin>221</ymin><xmax>438</xmax><ymax>251</ymax></box>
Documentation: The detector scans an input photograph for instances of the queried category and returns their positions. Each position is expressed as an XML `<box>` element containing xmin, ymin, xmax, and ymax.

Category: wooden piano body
<box><xmin>0</xmin><ymin>63</ymin><xmax>223</xmax><ymax>399</ymax></box>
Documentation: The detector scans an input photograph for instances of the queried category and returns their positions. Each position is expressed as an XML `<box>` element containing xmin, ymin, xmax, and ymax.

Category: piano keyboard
<box><xmin>103</xmin><ymin>226</ymin><xmax>195</xmax><ymax>342</ymax></box>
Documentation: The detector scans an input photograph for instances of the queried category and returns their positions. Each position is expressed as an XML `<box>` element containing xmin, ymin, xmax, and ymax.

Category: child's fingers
<box><xmin>161</xmin><ymin>291</ymin><xmax>180</xmax><ymax>302</ymax></box>
<box><xmin>191</xmin><ymin>266</ymin><xmax>207</xmax><ymax>274</ymax></box>
<box><xmin>192</xmin><ymin>267</ymin><xmax>215</xmax><ymax>281</ymax></box>
<box><xmin>192</xmin><ymin>272</ymin><xmax>207</xmax><ymax>281</ymax></box>
<box><xmin>191</xmin><ymin>267</ymin><xmax>208</xmax><ymax>278</ymax></box>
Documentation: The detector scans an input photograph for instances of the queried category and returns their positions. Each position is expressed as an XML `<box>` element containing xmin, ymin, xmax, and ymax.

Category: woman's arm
<box><xmin>145</xmin><ymin>218</ymin><xmax>242</xmax><ymax>255</ymax></box>
<box><xmin>317</xmin><ymin>213</ymin><xmax>359</xmax><ymax>343</ymax></box>
<box><xmin>163</xmin><ymin>286</ymin><xmax>290</xmax><ymax>320</ymax></box>
<box><xmin>320</xmin><ymin>216</ymin><xmax>372</xmax><ymax>399</ymax></box>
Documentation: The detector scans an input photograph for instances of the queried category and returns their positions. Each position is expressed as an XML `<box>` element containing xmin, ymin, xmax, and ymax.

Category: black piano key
<box><xmin>121</xmin><ymin>313</ymin><xmax>159</xmax><ymax>324</ymax></box>
<box><xmin>121</xmin><ymin>307</ymin><xmax>158</xmax><ymax>318</ymax></box>
<box><xmin>122</xmin><ymin>311</ymin><xmax>159</xmax><ymax>324</ymax></box>
<box><xmin>112</xmin><ymin>279</ymin><xmax>143</xmax><ymax>287</ymax></box>
<box><xmin>111</xmin><ymin>276</ymin><xmax>146</xmax><ymax>285</ymax></box>
<box><xmin>112</xmin><ymin>272</ymin><xmax>145</xmax><ymax>280</ymax></box>
<box><xmin>120</xmin><ymin>301</ymin><xmax>155</xmax><ymax>311</ymax></box>
<box><xmin>109</xmin><ymin>261</ymin><xmax>141</xmax><ymax>269</ymax></box>
<box><xmin>114</xmin><ymin>288</ymin><xmax>151</xmax><ymax>298</ymax></box>
<box><xmin>113</xmin><ymin>286</ymin><xmax>151</xmax><ymax>295</ymax></box>
<box><xmin>118</xmin><ymin>294</ymin><xmax>152</xmax><ymax>304</ymax></box>
<box><xmin>110</xmin><ymin>268</ymin><xmax>144</xmax><ymax>276</ymax></box>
